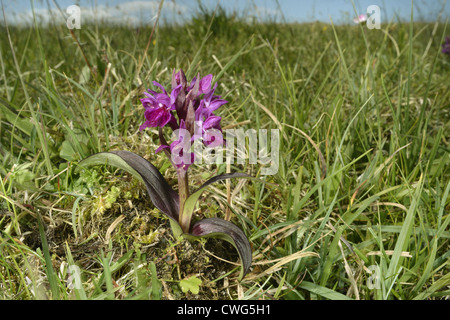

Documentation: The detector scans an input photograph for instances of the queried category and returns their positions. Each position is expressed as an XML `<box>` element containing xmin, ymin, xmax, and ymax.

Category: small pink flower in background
<box><xmin>353</xmin><ymin>14</ymin><xmax>367</xmax><ymax>24</ymax></box>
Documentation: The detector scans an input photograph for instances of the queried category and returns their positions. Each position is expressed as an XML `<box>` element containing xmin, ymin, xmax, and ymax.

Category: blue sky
<box><xmin>2</xmin><ymin>0</ymin><xmax>449</xmax><ymax>25</ymax></box>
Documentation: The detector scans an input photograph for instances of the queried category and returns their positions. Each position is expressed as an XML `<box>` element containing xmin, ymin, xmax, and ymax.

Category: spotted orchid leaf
<box><xmin>185</xmin><ymin>217</ymin><xmax>252</xmax><ymax>280</ymax></box>
<box><xmin>77</xmin><ymin>150</ymin><xmax>179</xmax><ymax>222</ymax></box>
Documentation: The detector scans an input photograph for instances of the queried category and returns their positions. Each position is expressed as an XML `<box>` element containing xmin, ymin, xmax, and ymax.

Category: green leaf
<box><xmin>299</xmin><ymin>281</ymin><xmax>353</xmax><ymax>300</ymax></box>
<box><xmin>0</xmin><ymin>99</ymin><xmax>34</xmax><ymax>136</ymax></box>
<box><xmin>60</xmin><ymin>140</ymin><xmax>78</xmax><ymax>161</ymax></box>
<box><xmin>180</xmin><ymin>276</ymin><xmax>202</xmax><ymax>294</ymax></box>
<box><xmin>65</xmin><ymin>243</ymin><xmax>88</xmax><ymax>300</ymax></box>
<box><xmin>149</xmin><ymin>262</ymin><xmax>161</xmax><ymax>300</ymax></box>
<box><xmin>78</xmin><ymin>65</ymin><xmax>91</xmax><ymax>85</ymax></box>
<box><xmin>77</xmin><ymin>151</ymin><xmax>179</xmax><ymax>221</ymax></box>
<box><xmin>385</xmin><ymin>175</ymin><xmax>424</xmax><ymax>290</ymax></box>
<box><xmin>37</xmin><ymin>213</ymin><xmax>61</xmax><ymax>299</ymax></box>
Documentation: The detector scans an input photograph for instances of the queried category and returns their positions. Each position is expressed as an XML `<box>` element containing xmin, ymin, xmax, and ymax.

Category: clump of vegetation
<box><xmin>78</xmin><ymin>68</ymin><xmax>258</xmax><ymax>279</ymax></box>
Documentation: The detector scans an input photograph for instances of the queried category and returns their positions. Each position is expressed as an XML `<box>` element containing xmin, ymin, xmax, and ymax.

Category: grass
<box><xmin>0</xmin><ymin>3</ymin><xmax>449</xmax><ymax>300</ymax></box>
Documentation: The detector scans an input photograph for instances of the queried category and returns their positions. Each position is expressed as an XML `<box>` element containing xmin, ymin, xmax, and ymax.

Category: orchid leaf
<box><xmin>77</xmin><ymin>151</ymin><xmax>179</xmax><ymax>221</ymax></box>
<box><xmin>186</xmin><ymin>217</ymin><xmax>252</xmax><ymax>280</ymax></box>
<box><xmin>179</xmin><ymin>172</ymin><xmax>255</xmax><ymax>229</ymax></box>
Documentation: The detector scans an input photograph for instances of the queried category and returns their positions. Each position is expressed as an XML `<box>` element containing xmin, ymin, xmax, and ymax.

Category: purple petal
<box><xmin>155</xmin><ymin>144</ymin><xmax>170</xmax><ymax>153</ymax></box>
<box><xmin>203</xmin><ymin>129</ymin><xmax>224</xmax><ymax>147</ymax></box>
<box><xmin>144</xmin><ymin>107</ymin><xmax>172</xmax><ymax>128</ymax></box>
<box><xmin>170</xmin><ymin>84</ymin><xmax>183</xmax><ymax>105</ymax></box>
<box><xmin>188</xmin><ymin>76</ymin><xmax>197</xmax><ymax>91</ymax></box>
<box><xmin>146</xmin><ymin>89</ymin><xmax>159</xmax><ymax>96</ymax></box>
<box><xmin>139</xmin><ymin>121</ymin><xmax>151</xmax><ymax>131</ymax></box>
<box><xmin>154</xmin><ymin>93</ymin><xmax>171</xmax><ymax>105</ymax></box>
<box><xmin>144</xmin><ymin>91</ymin><xmax>155</xmax><ymax>99</ymax></box>
<box><xmin>172</xmin><ymin>69</ymin><xmax>187</xmax><ymax>89</ymax></box>
<box><xmin>203</xmin><ymin>83</ymin><xmax>218</xmax><ymax>102</ymax></box>
<box><xmin>140</xmin><ymin>98</ymin><xmax>155</xmax><ymax>109</ymax></box>
<box><xmin>199</xmin><ymin>74</ymin><xmax>213</xmax><ymax>94</ymax></box>
<box><xmin>158</xmin><ymin>111</ymin><xmax>173</xmax><ymax>127</ymax></box>
<box><xmin>186</xmin><ymin>74</ymin><xmax>200</xmax><ymax>101</ymax></box>
<box><xmin>194</xmin><ymin>100</ymin><xmax>205</xmax><ymax>121</ymax></box>
<box><xmin>152</xmin><ymin>81</ymin><xmax>168</xmax><ymax>95</ymax></box>
<box><xmin>206</xmin><ymin>99</ymin><xmax>228</xmax><ymax>115</ymax></box>
<box><xmin>203</xmin><ymin>115</ymin><xmax>222</xmax><ymax>130</ymax></box>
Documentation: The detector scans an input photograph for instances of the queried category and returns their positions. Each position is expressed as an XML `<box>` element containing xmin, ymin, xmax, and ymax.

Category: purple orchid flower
<box><xmin>442</xmin><ymin>37</ymin><xmax>450</xmax><ymax>55</ymax></box>
<box><xmin>141</xmin><ymin>69</ymin><xmax>228</xmax><ymax>161</ymax></box>
<box><xmin>139</xmin><ymin>83</ymin><xmax>182</xmax><ymax>130</ymax></box>
<box><xmin>201</xmin><ymin>115</ymin><xmax>224</xmax><ymax>147</ymax></box>
<box><xmin>187</xmin><ymin>74</ymin><xmax>213</xmax><ymax>95</ymax></box>
<box><xmin>201</xmin><ymin>83</ymin><xmax>228</xmax><ymax>118</ymax></box>
<box><xmin>79</xmin><ymin>69</ymin><xmax>259</xmax><ymax>279</ymax></box>
<box><xmin>156</xmin><ymin>120</ymin><xmax>195</xmax><ymax>170</ymax></box>
<box><xmin>193</xmin><ymin>101</ymin><xmax>224</xmax><ymax>147</ymax></box>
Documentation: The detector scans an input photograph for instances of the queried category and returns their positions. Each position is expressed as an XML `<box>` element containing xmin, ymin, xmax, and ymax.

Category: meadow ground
<box><xmin>0</xmin><ymin>6</ymin><xmax>449</xmax><ymax>300</ymax></box>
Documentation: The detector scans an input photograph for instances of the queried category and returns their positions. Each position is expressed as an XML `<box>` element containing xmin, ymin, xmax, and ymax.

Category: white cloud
<box><xmin>3</xmin><ymin>1</ymin><xmax>188</xmax><ymax>26</ymax></box>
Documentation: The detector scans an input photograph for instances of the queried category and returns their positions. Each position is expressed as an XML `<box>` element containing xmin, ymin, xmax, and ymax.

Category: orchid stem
<box><xmin>177</xmin><ymin>168</ymin><xmax>190</xmax><ymax>233</ymax></box>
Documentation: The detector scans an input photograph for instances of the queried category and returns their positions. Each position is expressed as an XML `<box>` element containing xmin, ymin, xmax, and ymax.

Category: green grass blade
<box><xmin>385</xmin><ymin>175</ymin><xmax>424</xmax><ymax>293</ymax></box>
<box><xmin>37</xmin><ymin>213</ymin><xmax>60</xmax><ymax>299</ymax></box>
<box><xmin>299</xmin><ymin>281</ymin><xmax>353</xmax><ymax>300</ymax></box>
